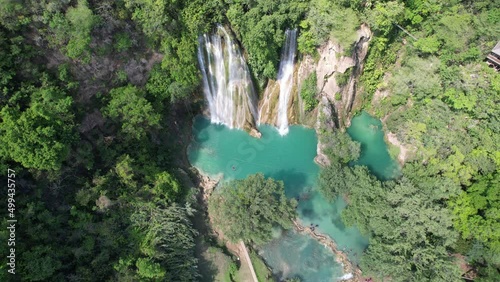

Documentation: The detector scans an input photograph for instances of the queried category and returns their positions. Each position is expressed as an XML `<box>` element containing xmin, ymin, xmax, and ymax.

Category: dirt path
<box><xmin>196</xmin><ymin>171</ymin><xmax>257</xmax><ymax>282</ymax></box>
<box><xmin>239</xmin><ymin>241</ymin><xmax>258</xmax><ymax>282</ymax></box>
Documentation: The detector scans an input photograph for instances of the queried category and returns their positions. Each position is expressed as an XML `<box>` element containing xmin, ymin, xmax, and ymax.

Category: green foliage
<box><xmin>443</xmin><ymin>87</ymin><xmax>477</xmax><ymax>112</ymax></box>
<box><xmin>208</xmin><ymin>174</ymin><xmax>296</xmax><ymax>244</ymax></box>
<box><xmin>225</xmin><ymin>0</ymin><xmax>307</xmax><ymax>81</ymax></box>
<box><xmin>403</xmin><ymin>0</ymin><xmax>442</xmax><ymax>25</ymax></box>
<box><xmin>224</xmin><ymin>260</ymin><xmax>239</xmax><ymax>282</ymax></box>
<box><xmin>0</xmin><ymin>85</ymin><xmax>75</xmax><ymax>170</ymax></box>
<box><xmin>451</xmin><ymin>174</ymin><xmax>500</xmax><ymax>254</ymax></box>
<box><xmin>364</xmin><ymin>1</ymin><xmax>500</xmax><ymax>274</ymax></box>
<box><xmin>64</xmin><ymin>0</ymin><xmax>98</xmax><ymax>60</ymax></box>
<box><xmin>298</xmin><ymin>0</ymin><xmax>360</xmax><ymax>53</ymax></box>
<box><xmin>21</xmin><ymin>246</ymin><xmax>62</xmax><ymax>281</ymax></box>
<box><xmin>146</xmin><ymin>64</ymin><xmax>173</xmax><ymax>100</ymax></box>
<box><xmin>359</xmin><ymin>36</ymin><xmax>398</xmax><ymax>100</ymax></box>
<box><xmin>114</xmin><ymin>32</ymin><xmax>132</xmax><ymax>52</ymax></box>
<box><xmin>466</xmin><ymin>241</ymin><xmax>500</xmax><ymax>282</ymax></box>
<box><xmin>0</xmin><ymin>2</ymin><xmax>213</xmax><ymax>282</ymax></box>
<box><xmin>320</xmin><ymin>162</ymin><xmax>463</xmax><ymax>281</ymax></box>
<box><xmin>335</xmin><ymin>68</ymin><xmax>352</xmax><ymax>88</ymax></box>
<box><xmin>115</xmin><ymin>154</ymin><xmax>136</xmax><ymax>187</ymax></box>
<box><xmin>114</xmin><ymin>69</ymin><xmax>128</xmax><ymax>84</ymax></box>
<box><xmin>335</xmin><ymin>92</ymin><xmax>342</xmax><ymax>101</ymax></box>
<box><xmin>319</xmin><ymin>162</ymin><xmax>348</xmax><ymax>201</ymax></box>
<box><xmin>385</xmin><ymin>93</ymin><xmax>498</xmax><ymax>186</ymax></box>
<box><xmin>434</xmin><ymin>12</ymin><xmax>474</xmax><ymax>54</ymax></box>
<box><xmin>182</xmin><ymin>0</ymin><xmax>225</xmax><ymax>35</ymax></box>
<box><xmin>319</xmin><ymin>130</ymin><xmax>360</xmax><ymax>164</ymax></box>
<box><xmin>136</xmin><ymin>258</ymin><xmax>166</xmax><ymax>279</ymax></box>
<box><xmin>249</xmin><ymin>251</ymin><xmax>274</xmax><ymax>282</ymax></box>
<box><xmin>367</xmin><ymin>1</ymin><xmax>404</xmax><ymax>36</ymax></box>
<box><xmin>299</xmin><ymin>71</ymin><xmax>318</xmax><ymax>112</ymax></box>
<box><xmin>103</xmin><ymin>85</ymin><xmax>161</xmax><ymax>139</ymax></box>
<box><xmin>297</xmin><ymin>20</ymin><xmax>316</xmax><ymax>55</ymax></box>
<box><xmin>414</xmin><ymin>35</ymin><xmax>441</xmax><ymax>54</ymax></box>
<box><xmin>159</xmin><ymin>34</ymin><xmax>200</xmax><ymax>94</ymax></box>
<box><xmin>131</xmin><ymin>203</ymin><xmax>199</xmax><ymax>281</ymax></box>
<box><xmin>151</xmin><ymin>171</ymin><xmax>182</xmax><ymax>202</ymax></box>
<box><xmin>0</xmin><ymin>31</ymin><xmax>15</xmax><ymax>89</ymax></box>
<box><xmin>389</xmin><ymin>55</ymin><xmax>441</xmax><ymax>101</ymax></box>
<box><xmin>0</xmin><ymin>0</ymin><xmax>29</xmax><ymax>30</ymax></box>
<box><xmin>123</xmin><ymin>0</ymin><xmax>208</xmax><ymax>100</ymax></box>
<box><xmin>124</xmin><ymin>0</ymin><xmax>182</xmax><ymax>41</ymax></box>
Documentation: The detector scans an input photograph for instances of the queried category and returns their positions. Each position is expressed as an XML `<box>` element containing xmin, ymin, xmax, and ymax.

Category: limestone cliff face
<box><xmin>258</xmin><ymin>79</ymin><xmax>280</xmax><ymax>125</ymax></box>
<box><xmin>314</xmin><ymin>24</ymin><xmax>372</xmax><ymax>166</ymax></box>
<box><xmin>258</xmin><ymin>24</ymin><xmax>372</xmax><ymax>133</ymax></box>
<box><xmin>342</xmin><ymin>25</ymin><xmax>372</xmax><ymax>126</ymax></box>
<box><xmin>256</xmin><ymin>24</ymin><xmax>372</xmax><ymax>164</ymax></box>
<box><xmin>314</xmin><ymin>24</ymin><xmax>371</xmax><ymax>129</ymax></box>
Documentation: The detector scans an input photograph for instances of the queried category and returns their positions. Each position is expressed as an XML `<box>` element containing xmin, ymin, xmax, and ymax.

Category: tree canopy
<box><xmin>209</xmin><ymin>173</ymin><xmax>297</xmax><ymax>244</ymax></box>
<box><xmin>320</xmin><ymin>162</ymin><xmax>463</xmax><ymax>281</ymax></box>
<box><xmin>0</xmin><ymin>0</ymin><xmax>499</xmax><ymax>280</ymax></box>
<box><xmin>103</xmin><ymin>85</ymin><xmax>161</xmax><ymax>140</ymax></box>
<box><xmin>0</xmin><ymin>84</ymin><xmax>75</xmax><ymax>170</ymax></box>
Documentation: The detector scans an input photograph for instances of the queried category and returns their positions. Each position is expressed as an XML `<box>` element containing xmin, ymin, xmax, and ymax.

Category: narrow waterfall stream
<box><xmin>197</xmin><ymin>25</ymin><xmax>258</xmax><ymax>129</ymax></box>
<box><xmin>276</xmin><ymin>29</ymin><xmax>297</xmax><ymax>135</ymax></box>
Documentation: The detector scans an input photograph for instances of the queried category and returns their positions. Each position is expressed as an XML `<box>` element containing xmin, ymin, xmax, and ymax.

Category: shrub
<box><xmin>300</xmin><ymin>71</ymin><xmax>318</xmax><ymax>111</ymax></box>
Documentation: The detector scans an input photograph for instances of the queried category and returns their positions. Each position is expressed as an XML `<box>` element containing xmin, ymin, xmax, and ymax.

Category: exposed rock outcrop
<box><xmin>249</xmin><ymin>127</ymin><xmax>262</xmax><ymax>138</ymax></box>
<box><xmin>330</xmin><ymin>24</ymin><xmax>372</xmax><ymax>128</ymax></box>
<box><xmin>258</xmin><ymin>79</ymin><xmax>280</xmax><ymax>125</ymax></box>
<box><xmin>315</xmin><ymin>41</ymin><xmax>356</xmax><ymax>102</ymax></box>
<box><xmin>386</xmin><ymin>131</ymin><xmax>414</xmax><ymax>165</ymax></box>
<box><xmin>258</xmin><ymin>24</ymin><xmax>372</xmax><ymax>134</ymax></box>
<box><xmin>314</xmin><ymin>24</ymin><xmax>372</xmax><ymax>166</ymax></box>
<box><xmin>314</xmin><ymin>96</ymin><xmax>335</xmax><ymax>167</ymax></box>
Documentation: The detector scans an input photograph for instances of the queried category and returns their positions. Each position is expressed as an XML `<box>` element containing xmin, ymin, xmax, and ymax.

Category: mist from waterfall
<box><xmin>276</xmin><ymin>29</ymin><xmax>297</xmax><ymax>136</ymax></box>
<box><xmin>197</xmin><ymin>25</ymin><xmax>258</xmax><ymax>129</ymax></box>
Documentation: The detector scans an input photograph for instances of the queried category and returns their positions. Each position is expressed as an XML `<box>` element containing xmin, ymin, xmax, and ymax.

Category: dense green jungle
<box><xmin>0</xmin><ymin>0</ymin><xmax>498</xmax><ymax>281</ymax></box>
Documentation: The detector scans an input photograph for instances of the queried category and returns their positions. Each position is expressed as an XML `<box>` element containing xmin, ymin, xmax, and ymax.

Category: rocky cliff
<box><xmin>258</xmin><ymin>24</ymin><xmax>372</xmax><ymax>132</ymax></box>
<box><xmin>315</xmin><ymin>24</ymin><xmax>372</xmax><ymax>166</ymax></box>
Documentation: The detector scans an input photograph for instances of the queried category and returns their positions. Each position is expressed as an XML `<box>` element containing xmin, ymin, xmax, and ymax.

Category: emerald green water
<box><xmin>188</xmin><ymin>116</ymin><xmax>368</xmax><ymax>281</ymax></box>
<box><xmin>347</xmin><ymin>111</ymin><xmax>400</xmax><ymax>180</ymax></box>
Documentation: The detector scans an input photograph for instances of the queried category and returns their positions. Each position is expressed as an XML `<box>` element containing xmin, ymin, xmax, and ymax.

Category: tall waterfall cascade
<box><xmin>197</xmin><ymin>25</ymin><xmax>258</xmax><ymax>129</ymax></box>
<box><xmin>276</xmin><ymin>29</ymin><xmax>297</xmax><ymax>136</ymax></box>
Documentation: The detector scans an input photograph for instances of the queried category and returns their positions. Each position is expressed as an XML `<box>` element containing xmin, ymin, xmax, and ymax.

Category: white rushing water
<box><xmin>276</xmin><ymin>29</ymin><xmax>297</xmax><ymax>136</ymax></box>
<box><xmin>337</xmin><ymin>273</ymin><xmax>353</xmax><ymax>281</ymax></box>
<box><xmin>197</xmin><ymin>25</ymin><xmax>258</xmax><ymax>129</ymax></box>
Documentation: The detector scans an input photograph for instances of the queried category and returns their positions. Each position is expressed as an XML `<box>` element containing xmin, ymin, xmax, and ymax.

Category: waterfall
<box><xmin>276</xmin><ymin>29</ymin><xmax>297</xmax><ymax>136</ymax></box>
<box><xmin>197</xmin><ymin>25</ymin><xmax>258</xmax><ymax>129</ymax></box>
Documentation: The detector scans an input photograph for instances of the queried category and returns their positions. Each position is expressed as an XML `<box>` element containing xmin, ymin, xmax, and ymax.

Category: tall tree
<box><xmin>451</xmin><ymin>174</ymin><xmax>500</xmax><ymax>254</ymax></box>
<box><xmin>65</xmin><ymin>0</ymin><xmax>99</xmax><ymax>60</ymax></box>
<box><xmin>320</xmin><ymin>161</ymin><xmax>463</xmax><ymax>281</ymax></box>
<box><xmin>130</xmin><ymin>202</ymin><xmax>199</xmax><ymax>281</ymax></box>
<box><xmin>209</xmin><ymin>173</ymin><xmax>297</xmax><ymax>244</ymax></box>
<box><xmin>0</xmin><ymin>84</ymin><xmax>75</xmax><ymax>170</ymax></box>
<box><xmin>103</xmin><ymin>85</ymin><xmax>161</xmax><ymax>140</ymax></box>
